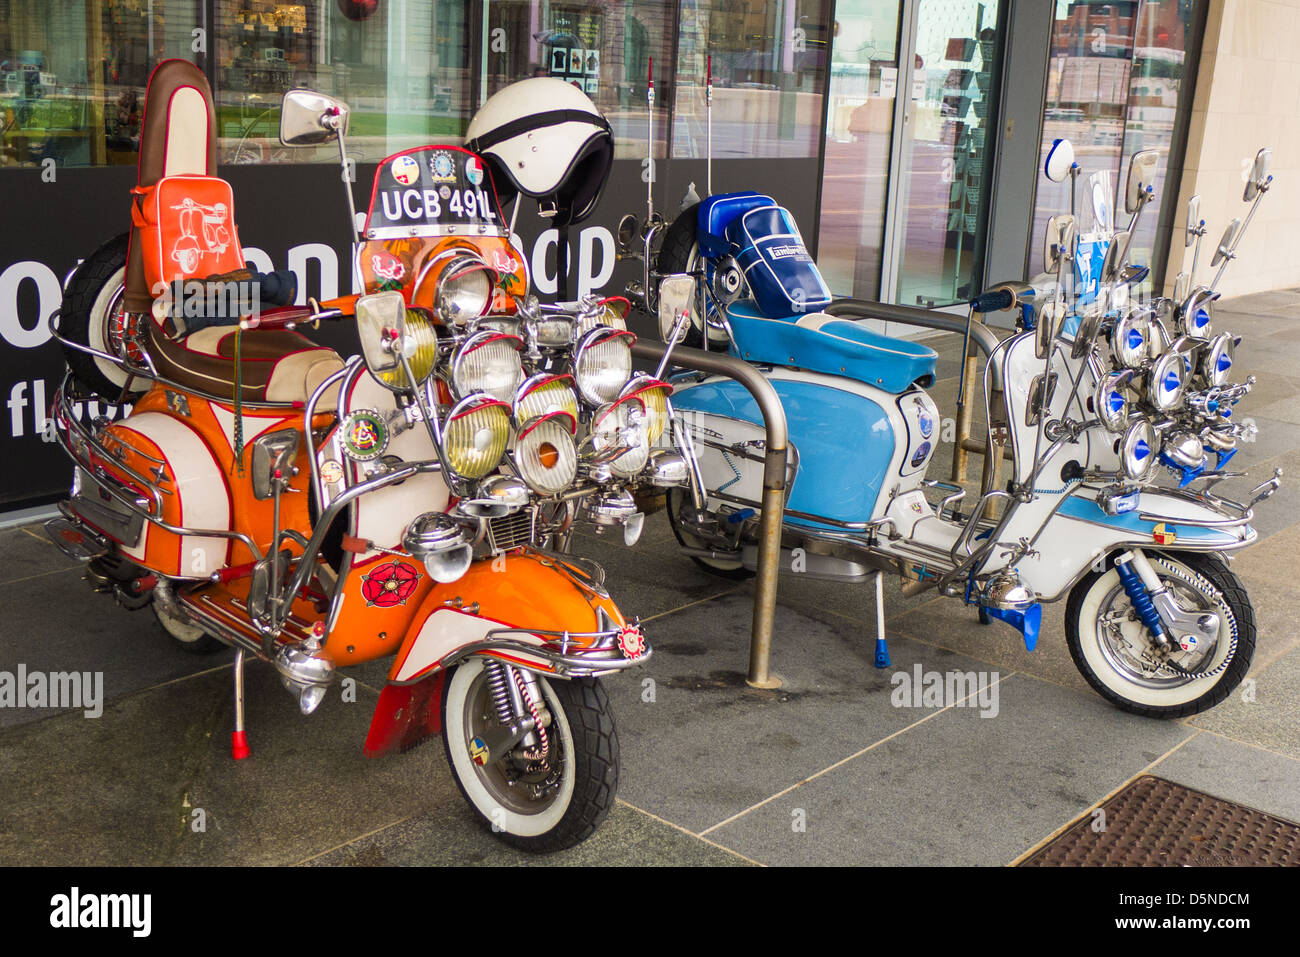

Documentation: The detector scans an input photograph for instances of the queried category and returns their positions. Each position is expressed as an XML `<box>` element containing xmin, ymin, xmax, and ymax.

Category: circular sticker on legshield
<box><xmin>341</xmin><ymin>409</ymin><xmax>390</xmax><ymax>461</ymax></box>
<box><xmin>465</xmin><ymin>155</ymin><xmax>485</xmax><ymax>186</ymax></box>
<box><xmin>320</xmin><ymin>459</ymin><xmax>344</xmax><ymax>484</ymax></box>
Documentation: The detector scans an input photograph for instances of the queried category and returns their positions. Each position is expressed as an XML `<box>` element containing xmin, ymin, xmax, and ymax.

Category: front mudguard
<box><xmin>363</xmin><ymin>551</ymin><xmax>646</xmax><ymax>758</ymax></box>
<box><xmin>1018</xmin><ymin>487</ymin><xmax>1256</xmax><ymax>603</ymax></box>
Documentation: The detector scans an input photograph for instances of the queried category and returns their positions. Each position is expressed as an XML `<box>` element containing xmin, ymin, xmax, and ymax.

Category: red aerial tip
<box><xmin>648</xmin><ymin>57</ymin><xmax>653</xmax><ymax>86</ymax></box>
<box><xmin>707</xmin><ymin>55</ymin><xmax>712</xmax><ymax>84</ymax></box>
<box><xmin>231</xmin><ymin>730</ymin><xmax>250</xmax><ymax>760</ymax></box>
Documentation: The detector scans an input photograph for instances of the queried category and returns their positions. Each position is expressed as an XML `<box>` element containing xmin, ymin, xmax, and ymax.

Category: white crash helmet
<box><xmin>466</xmin><ymin>77</ymin><xmax>613</xmax><ymax>227</ymax></box>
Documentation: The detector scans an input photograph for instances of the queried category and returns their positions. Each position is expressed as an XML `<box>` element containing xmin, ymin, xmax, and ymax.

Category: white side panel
<box><xmin>394</xmin><ymin>607</ymin><xmax>547</xmax><ymax>682</ymax></box>
<box><xmin>344</xmin><ymin>373</ymin><xmax>451</xmax><ymax>556</ymax></box>
<box><xmin>118</xmin><ymin>412</ymin><xmax>230</xmax><ymax>576</ymax></box>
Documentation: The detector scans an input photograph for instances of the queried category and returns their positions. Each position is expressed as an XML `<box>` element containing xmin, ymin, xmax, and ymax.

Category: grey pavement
<box><xmin>1</xmin><ymin>291</ymin><xmax>1298</xmax><ymax>866</ymax></box>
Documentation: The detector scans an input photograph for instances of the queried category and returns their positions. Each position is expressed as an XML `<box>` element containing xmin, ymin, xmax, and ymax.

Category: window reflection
<box><xmin>1033</xmin><ymin>0</ymin><xmax>1200</xmax><ymax>291</ymax></box>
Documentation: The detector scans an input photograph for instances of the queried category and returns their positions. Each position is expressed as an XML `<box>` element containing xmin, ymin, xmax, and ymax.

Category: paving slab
<box><xmin>604</xmin><ymin>590</ymin><xmax>1017</xmax><ymax>835</ymax></box>
<box><xmin>305</xmin><ymin>801</ymin><xmax>750</xmax><ymax>867</ymax></box>
<box><xmin>1187</xmin><ymin>641</ymin><xmax>1300</xmax><ymax>761</ymax></box>
<box><xmin>705</xmin><ymin>673</ymin><xmax>1192</xmax><ymax>866</ymax></box>
<box><xmin>1151</xmin><ymin>731</ymin><xmax>1300</xmax><ymax>825</ymax></box>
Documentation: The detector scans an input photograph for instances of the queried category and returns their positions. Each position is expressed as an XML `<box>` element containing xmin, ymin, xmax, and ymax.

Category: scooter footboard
<box><xmin>1019</xmin><ymin>488</ymin><xmax>1256</xmax><ymax>602</ymax></box>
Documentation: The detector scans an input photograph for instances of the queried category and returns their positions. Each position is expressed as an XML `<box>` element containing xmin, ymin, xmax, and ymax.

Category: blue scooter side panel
<box><xmin>672</xmin><ymin>377</ymin><xmax>893</xmax><ymax>526</ymax></box>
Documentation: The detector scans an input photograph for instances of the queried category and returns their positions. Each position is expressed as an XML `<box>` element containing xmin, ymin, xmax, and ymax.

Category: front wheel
<box><xmin>1065</xmin><ymin>551</ymin><xmax>1255</xmax><ymax>718</ymax></box>
<box><xmin>442</xmin><ymin>658</ymin><xmax>619</xmax><ymax>852</ymax></box>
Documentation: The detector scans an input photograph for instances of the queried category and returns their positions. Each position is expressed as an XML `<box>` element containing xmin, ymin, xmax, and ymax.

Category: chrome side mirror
<box><xmin>657</xmin><ymin>275</ymin><xmax>697</xmax><ymax>343</ymax></box>
<box><xmin>1244</xmin><ymin>147</ymin><xmax>1272</xmax><ymax>201</ymax></box>
<box><xmin>1071</xmin><ymin>303</ymin><xmax>1104</xmax><ymax>359</ymax></box>
<box><xmin>1125</xmin><ymin>149</ymin><xmax>1159</xmax><ymax>213</ymax></box>
<box><xmin>280</xmin><ymin>89</ymin><xmax>350</xmax><ymax>146</ymax></box>
<box><xmin>1101</xmin><ymin>230</ymin><xmax>1129</xmax><ymax>283</ymax></box>
<box><xmin>1043</xmin><ymin>214</ymin><xmax>1077</xmax><ymax>273</ymax></box>
<box><xmin>1044</xmin><ymin>138</ymin><xmax>1075</xmax><ymax>183</ymax></box>
<box><xmin>1210</xmin><ymin>219</ymin><xmax>1241</xmax><ymax>268</ymax></box>
<box><xmin>1037</xmin><ymin>300</ymin><xmax>1066</xmax><ymax>360</ymax></box>
<box><xmin>1185</xmin><ymin>195</ymin><xmax>1202</xmax><ymax>246</ymax></box>
<box><xmin>616</xmin><ymin>214</ymin><xmax>639</xmax><ymax>256</ymax></box>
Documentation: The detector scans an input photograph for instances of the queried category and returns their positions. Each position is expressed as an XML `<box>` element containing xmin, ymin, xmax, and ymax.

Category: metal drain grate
<box><xmin>1019</xmin><ymin>775</ymin><xmax>1300</xmax><ymax>866</ymax></box>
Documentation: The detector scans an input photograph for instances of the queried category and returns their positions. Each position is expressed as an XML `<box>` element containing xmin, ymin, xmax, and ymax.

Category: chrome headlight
<box><xmin>573</xmin><ymin>327</ymin><xmax>635</xmax><ymax>406</ymax></box>
<box><xmin>516</xmin><ymin>412</ymin><xmax>579</xmax><ymax>495</ymax></box>
<box><xmin>1146</xmin><ymin>352</ymin><xmax>1188</xmax><ymax>412</ymax></box>
<box><xmin>435</xmin><ymin>255</ymin><xmax>495</xmax><ymax>325</ymax></box>
<box><xmin>1180</xmin><ymin>288</ymin><xmax>1215</xmax><ymax>338</ymax></box>
<box><xmin>451</xmin><ymin>331</ymin><xmax>524</xmax><ymax>402</ymax></box>
<box><xmin>1111</xmin><ymin>312</ymin><xmax>1149</xmax><ymax>368</ymax></box>
<box><xmin>514</xmin><ymin>373</ymin><xmax>580</xmax><ymax>426</ymax></box>
<box><xmin>618</xmin><ymin>375</ymin><xmax>673</xmax><ymax>444</ymax></box>
<box><xmin>533</xmin><ymin>313</ymin><xmax>577</xmax><ymax>349</ymax></box>
<box><xmin>441</xmin><ymin>395</ymin><xmax>511</xmax><ymax>480</ymax></box>
<box><xmin>1120</xmin><ymin>418</ymin><xmax>1158</xmax><ymax>482</ymax></box>
<box><xmin>1204</xmin><ymin>333</ymin><xmax>1235</xmax><ymax>387</ymax></box>
<box><xmin>590</xmin><ymin>396</ymin><xmax>651</xmax><ymax>479</ymax></box>
<box><xmin>1094</xmin><ymin>370</ymin><xmax>1130</xmax><ymax>432</ymax></box>
<box><xmin>575</xmin><ymin>297</ymin><xmax>630</xmax><ymax>339</ymax></box>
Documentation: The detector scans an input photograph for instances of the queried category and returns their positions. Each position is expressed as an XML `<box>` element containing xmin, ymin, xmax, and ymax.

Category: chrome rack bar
<box><xmin>632</xmin><ymin>339</ymin><xmax>789</xmax><ymax>690</ymax></box>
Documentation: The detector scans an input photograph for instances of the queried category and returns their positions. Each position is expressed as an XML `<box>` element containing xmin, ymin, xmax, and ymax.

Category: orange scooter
<box><xmin>46</xmin><ymin>60</ymin><xmax>653</xmax><ymax>852</ymax></box>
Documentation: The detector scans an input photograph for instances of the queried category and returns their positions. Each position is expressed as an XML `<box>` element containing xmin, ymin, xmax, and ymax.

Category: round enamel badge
<box><xmin>390</xmin><ymin>154</ymin><xmax>420</xmax><ymax>186</ymax></box>
<box><xmin>340</xmin><ymin>409</ymin><xmax>389</xmax><ymax>462</ymax></box>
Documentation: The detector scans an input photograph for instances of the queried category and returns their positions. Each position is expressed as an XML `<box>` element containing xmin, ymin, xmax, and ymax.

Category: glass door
<box><xmin>816</xmin><ymin>1</ymin><xmax>904</xmax><ymax>301</ymax></box>
<box><xmin>817</xmin><ymin>0</ymin><xmax>1004</xmax><ymax>307</ymax></box>
<box><xmin>887</xmin><ymin>0</ymin><xmax>1003</xmax><ymax>307</ymax></box>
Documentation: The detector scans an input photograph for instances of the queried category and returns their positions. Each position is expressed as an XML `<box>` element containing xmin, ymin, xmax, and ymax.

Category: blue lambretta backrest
<box><xmin>725</xmin><ymin>205</ymin><xmax>833</xmax><ymax>320</ymax></box>
<box><xmin>697</xmin><ymin>191</ymin><xmax>779</xmax><ymax>257</ymax></box>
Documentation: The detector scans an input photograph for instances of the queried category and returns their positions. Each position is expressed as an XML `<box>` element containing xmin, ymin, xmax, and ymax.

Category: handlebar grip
<box><xmin>970</xmin><ymin>288</ymin><xmax>1015</xmax><ymax>313</ymax></box>
<box><xmin>239</xmin><ymin>305</ymin><xmax>341</xmax><ymax>332</ymax></box>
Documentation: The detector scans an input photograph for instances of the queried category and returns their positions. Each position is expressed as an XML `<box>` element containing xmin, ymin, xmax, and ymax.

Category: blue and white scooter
<box><xmin>617</xmin><ymin>115</ymin><xmax>1281</xmax><ymax>717</ymax></box>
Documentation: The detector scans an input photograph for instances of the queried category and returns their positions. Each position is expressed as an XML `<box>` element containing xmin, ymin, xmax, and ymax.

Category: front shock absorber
<box><xmin>484</xmin><ymin>661</ymin><xmax>515</xmax><ymax>725</ymax></box>
<box><xmin>1114</xmin><ymin>551</ymin><xmax>1167</xmax><ymax>642</ymax></box>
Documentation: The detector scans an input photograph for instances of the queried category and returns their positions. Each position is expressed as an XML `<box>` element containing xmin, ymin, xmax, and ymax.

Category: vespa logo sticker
<box><xmin>1152</xmin><ymin>522</ymin><xmax>1178</xmax><ymax>546</ymax></box>
<box><xmin>469</xmin><ymin>736</ymin><xmax>491</xmax><ymax>766</ymax></box>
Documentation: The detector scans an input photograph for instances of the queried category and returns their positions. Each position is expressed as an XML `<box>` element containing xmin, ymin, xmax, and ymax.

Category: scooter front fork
<box><xmin>1113</xmin><ymin>550</ymin><xmax>1170</xmax><ymax>649</ymax></box>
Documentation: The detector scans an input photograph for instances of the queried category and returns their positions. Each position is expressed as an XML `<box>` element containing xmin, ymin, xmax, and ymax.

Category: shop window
<box><xmin>673</xmin><ymin>0</ymin><xmax>832</xmax><ymax>159</ymax></box>
<box><xmin>0</xmin><ymin>0</ymin><xmax>204</xmax><ymax>168</ymax></box>
<box><xmin>1032</xmin><ymin>0</ymin><xmax>1202</xmax><ymax>292</ymax></box>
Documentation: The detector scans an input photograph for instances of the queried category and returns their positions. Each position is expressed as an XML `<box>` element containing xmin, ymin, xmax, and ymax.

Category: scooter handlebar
<box><xmin>239</xmin><ymin>304</ymin><xmax>345</xmax><ymax>332</ymax></box>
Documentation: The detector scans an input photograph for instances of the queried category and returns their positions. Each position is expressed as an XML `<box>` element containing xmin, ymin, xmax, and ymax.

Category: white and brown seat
<box><xmin>125</xmin><ymin>58</ymin><xmax>343</xmax><ymax>407</ymax></box>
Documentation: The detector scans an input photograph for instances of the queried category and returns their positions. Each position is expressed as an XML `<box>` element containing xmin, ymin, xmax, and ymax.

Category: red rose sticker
<box><xmin>361</xmin><ymin>560</ymin><xmax>420</xmax><ymax>607</ymax></box>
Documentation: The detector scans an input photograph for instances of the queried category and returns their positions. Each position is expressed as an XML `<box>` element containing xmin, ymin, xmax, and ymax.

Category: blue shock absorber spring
<box><xmin>1114</xmin><ymin>558</ymin><xmax>1165</xmax><ymax>637</ymax></box>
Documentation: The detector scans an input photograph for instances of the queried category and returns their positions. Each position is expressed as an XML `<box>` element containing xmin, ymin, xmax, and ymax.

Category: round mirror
<box><xmin>616</xmin><ymin>213</ymin><xmax>638</xmax><ymax>251</ymax></box>
<box><xmin>1044</xmin><ymin>139</ymin><xmax>1075</xmax><ymax>183</ymax></box>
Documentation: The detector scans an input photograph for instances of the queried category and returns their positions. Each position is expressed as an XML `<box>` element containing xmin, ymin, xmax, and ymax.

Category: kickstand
<box><xmin>231</xmin><ymin>649</ymin><xmax>250</xmax><ymax>760</ymax></box>
<box><xmin>873</xmin><ymin>571</ymin><xmax>891</xmax><ymax>669</ymax></box>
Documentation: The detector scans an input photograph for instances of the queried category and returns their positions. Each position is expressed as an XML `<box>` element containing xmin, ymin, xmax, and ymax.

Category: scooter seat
<box><xmin>147</xmin><ymin>320</ymin><xmax>344</xmax><ymax>408</ymax></box>
<box><xmin>724</xmin><ymin>301</ymin><xmax>938</xmax><ymax>393</ymax></box>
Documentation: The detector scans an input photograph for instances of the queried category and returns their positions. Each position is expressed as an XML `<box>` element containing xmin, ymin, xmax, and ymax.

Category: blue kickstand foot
<box><xmin>978</xmin><ymin>607</ymin><xmax>991</xmax><ymax>626</ymax></box>
<box><xmin>874</xmin><ymin>637</ymin><xmax>891</xmax><ymax>669</ymax></box>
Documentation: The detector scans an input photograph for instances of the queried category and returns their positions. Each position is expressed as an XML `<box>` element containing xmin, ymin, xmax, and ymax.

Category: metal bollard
<box><xmin>631</xmin><ymin>340</ymin><xmax>789</xmax><ymax>690</ymax></box>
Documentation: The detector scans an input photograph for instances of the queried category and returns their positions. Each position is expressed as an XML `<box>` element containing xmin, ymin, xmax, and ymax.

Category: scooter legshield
<box><xmin>363</xmin><ymin>552</ymin><xmax>633</xmax><ymax>758</ymax></box>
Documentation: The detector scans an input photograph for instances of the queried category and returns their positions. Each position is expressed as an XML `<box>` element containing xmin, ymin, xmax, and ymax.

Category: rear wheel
<box><xmin>59</xmin><ymin>232</ymin><xmax>148</xmax><ymax>403</ymax></box>
<box><xmin>657</xmin><ymin>203</ymin><xmax>730</xmax><ymax>349</ymax></box>
<box><xmin>1065</xmin><ymin>550</ymin><xmax>1254</xmax><ymax>718</ymax></box>
<box><xmin>442</xmin><ymin>658</ymin><xmax>619</xmax><ymax>853</ymax></box>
